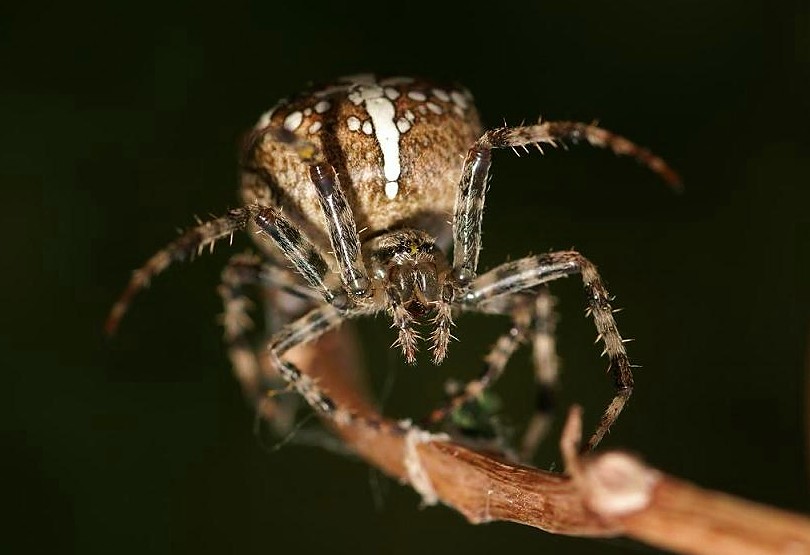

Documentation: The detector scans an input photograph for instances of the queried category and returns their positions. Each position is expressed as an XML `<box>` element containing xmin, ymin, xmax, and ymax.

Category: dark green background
<box><xmin>4</xmin><ymin>1</ymin><xmax>808</xmax><ymax>553</ymax></box>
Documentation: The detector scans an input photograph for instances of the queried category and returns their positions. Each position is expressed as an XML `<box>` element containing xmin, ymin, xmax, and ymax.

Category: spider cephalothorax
<box><xmin>108</xmin><ymin>73</ymin><xmax>678</xmax><ymax>455</ymax></box>
<box><xmin>366</xmin><ymin>228</ymin><xmax>454</xmax><ymax>364</ymax></box>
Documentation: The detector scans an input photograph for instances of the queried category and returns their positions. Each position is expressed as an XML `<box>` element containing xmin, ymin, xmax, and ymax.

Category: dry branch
<box><xmin>263</xmin><ymin>325</ymin><xmax>810</xmax><ymax>555</ymax></box>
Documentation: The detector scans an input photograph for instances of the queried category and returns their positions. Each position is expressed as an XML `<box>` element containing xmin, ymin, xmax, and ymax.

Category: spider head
<box><xmin>368</xmin><ymin>229</ymin><xmax>453</xmax><ymax>363</ymax></box>
<box><xmin>369</xmin><ymin>229</ymin><xmax>448</xmax><ymax>313</ymax></box>
<box><xmin>387</xmin><ymin>256</ymin><xmax>441</xmax><ymax>318</ymax></box>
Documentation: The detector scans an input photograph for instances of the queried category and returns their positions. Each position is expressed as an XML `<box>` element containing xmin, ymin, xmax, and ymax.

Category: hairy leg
<box><xmin>451</xmin><ymin>121</ymin><xmax>680</xmax><ymax>285</ymax></box>
<box><xmin>106</xmin><ymin>207</ymin><xmax>255</xmax><ymax>334</ymax></box>
<box><xmin>520</xmin><ymin>288</ymin><xmax>561</xmax><ymax>461</ymax></box>
<box><xmin>219</xmin><ymin>251</ymin><xmax>332</xmax><ymax>434</ymax></box>
<box><xmin>426</xmin><ymin>297</ymin><xmax>534</xmax><ymax>425</ymax></box>
<box><xmin>462</xmin><ymin>251</ymin><xmax>633</xmax><ymax>452</ymax></box>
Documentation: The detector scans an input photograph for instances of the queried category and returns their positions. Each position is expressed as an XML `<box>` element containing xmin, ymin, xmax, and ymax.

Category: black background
<box><xmin>4</xmin><ymin>1</ymin><xmax>809</xmax><ymax>554</ymax></box>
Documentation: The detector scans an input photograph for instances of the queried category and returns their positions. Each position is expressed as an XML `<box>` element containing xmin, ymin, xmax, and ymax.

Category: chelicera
<box><xmin>108</xmin><ymin>74</ymin><xmax>678</xmax><ymax>454</ymax></box>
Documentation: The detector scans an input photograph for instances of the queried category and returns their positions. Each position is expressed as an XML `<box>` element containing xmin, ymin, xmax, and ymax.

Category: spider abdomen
<box><xmin>242</xmin><ymin>74</ymin><xmax>482</xmax><ymax>253</ymax></box>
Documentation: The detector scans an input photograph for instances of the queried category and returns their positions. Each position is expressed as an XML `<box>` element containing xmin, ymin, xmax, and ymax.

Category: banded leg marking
<box><xmin>106</xmin><ymin>207</ymin><xmax>255</xmax><ymax>334</ymax></box>
<box><xmin>451</xmin><ymin>121</ymin><xmax>681</xmax><ymax>285</ymax></box>
<box><xmin>269</xmin><ymin>127</ymin><xmax>370</xmax><ymax>297</ymax></box>
<box><xmin>520</xmin><ymin>288</ymin><xmax>561</xmax><ymax>461</ymax></box>
<box><xmin>218</xmin><ymin>253</ymin><xmax>299</xmax><ymax>436</ymax></box>
<box><xmin>265</xmin><ymin>304</ymin><xmax>406</xmax><ymax>435</ymax></box>
<box><xmin>253</xmin><ymin>206</ymin><xmax>337</xmax><ymax>305</ymax></box>
<box><xmin>427</xmin><ymin>304</ymin><xmax>533</xmax><ymax>425</ymax></box>
<box><xmin>464</xmin><ymin>250</ymin><xmax>634</xmax><ymax>452</ymax></box>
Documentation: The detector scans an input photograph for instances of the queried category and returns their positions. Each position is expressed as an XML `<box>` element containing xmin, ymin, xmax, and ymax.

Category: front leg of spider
<box><xmin>264</xmin><ymin>305</ymin><xmax>350</xmax><ymax>418</ymax></box>
<box><xmin>451</xmin><ymin>121</ymin><xmax>680</xmax><ymax>284</ymax></box>
<box><xmin>268</xmin><ymin>128</ymin><xmax>371</xmax><ymax>300</ymax></box>
<box><xmin>462</xmin><ymin>252</ymin><xmax>632</xmax><ymax>452</ymax></box>
<box><xmin>106</xmin><ymin>207</ymin><xmax>256</xmax><ymax>335</ymax></box>
<box><xmin>262</xmin><ymin>301</ymin><xmax>402</xmax><ymax>438</ymax></box>
<box><xmin>250</xmin><ymin>129</ymin><xmax>384</xmax><ymax>429</ymax></box>
<box><xmin>252</xmin><ymin>205</ymin><xmax>338</xmax><ymax>306</ymax></box>
<box><xmin>446</xmin><ymin>121</ymin><xmax>677</xmax><ymax>451</ymax></box>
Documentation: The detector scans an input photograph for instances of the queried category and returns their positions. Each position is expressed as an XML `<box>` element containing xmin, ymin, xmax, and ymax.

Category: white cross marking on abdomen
<box><xmin>348</xmin><ymin>78</ymin><xmax>401</xmax><ymax>200</ymax></box>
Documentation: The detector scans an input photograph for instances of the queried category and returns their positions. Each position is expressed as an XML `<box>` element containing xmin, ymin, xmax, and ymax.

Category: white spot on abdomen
<box><xmin>347</xmin><ymin>116</ymin><xmax>361</xmax><ymax>131</ymax></box>
<box><xmin>256</xmin><ymin>99</ymin><xmax>286</xmax><ymax>129</ymax></box>
<box><xmin>385</xmin><ymin>181</ymin><xmax>399</xmax><ymax>199</ymax></box>
<box><xmin>432</xmin><ymin>88</ymin><xmax>450</xmax><ymax>102</ymax></box>
<box><xmin>256</xmin><ymin>110</ymin><xmax>274</xmax><ymax>130</ymax></box>
<box><xmin>451</xmin><ymin>90</ymin><xmax>469</xmax><ymax>110</ymax></box>
<box><xmin>283</xmin><ymin>111</ymin><xmax>303</xmax><ymax>131</ymax></box>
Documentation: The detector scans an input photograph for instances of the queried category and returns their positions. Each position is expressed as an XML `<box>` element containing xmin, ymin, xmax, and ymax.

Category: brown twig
<box><xmin>266</xmin><ymin>325</ymin><xmax>810</xmax><ymax>555</ymax></box>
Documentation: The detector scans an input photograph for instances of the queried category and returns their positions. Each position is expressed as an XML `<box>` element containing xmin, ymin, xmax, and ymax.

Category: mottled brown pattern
<box><xmin>243</xmin><ymin>76</ymin><xmax>481</xmax><ymax>260</ymax></box>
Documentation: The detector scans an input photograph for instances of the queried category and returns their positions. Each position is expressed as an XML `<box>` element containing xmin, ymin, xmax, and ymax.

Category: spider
<box><xmin>107</xmin><ymin>74</ymin><xmax>678</xmax><ymax>454</ymax></box>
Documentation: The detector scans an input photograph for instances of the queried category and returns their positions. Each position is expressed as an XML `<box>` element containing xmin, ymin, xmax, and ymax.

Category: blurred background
<box><xmin>3</xmin><ymin>1</ymin><xmax>808</xmax><ymax>553</ymax></box>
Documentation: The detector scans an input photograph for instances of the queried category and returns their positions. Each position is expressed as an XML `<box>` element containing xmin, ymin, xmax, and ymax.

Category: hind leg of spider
<box><xmin>519</xmin><ymin>288</ymin><xmax>561</xmax><ymax>461</ymax></box>
<box><xmin>425</xmin><ymin>294</ymin><xmax>535</xmax><ymax>426</ymax></box>
<box><xmin>429</xmin><ymin>288</ymin><xmax>560</xmax><ymax>460</ymax></box>
<box><xmin>429</xmin><ymin>289</ymin><xmax>559</xmax><ymax>460</ymax></box>
<box><xmin>461</xmin><ymin>250</ymin><xmax>634</xmax><ymax>452</ymax></box>
<box><xmin>219</xmin><ymin>251</ymin><xmax>324</xmax><ymax>435</ymax></box>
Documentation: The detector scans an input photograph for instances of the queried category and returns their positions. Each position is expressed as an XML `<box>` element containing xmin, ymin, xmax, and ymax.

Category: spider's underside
<box><xmin>108</xmin><ymin>74</ymin><xmax>679</xmax><ymax>456</ymax></box>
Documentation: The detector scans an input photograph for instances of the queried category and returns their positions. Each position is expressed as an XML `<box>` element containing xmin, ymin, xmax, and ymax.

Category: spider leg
<box><xmin>267</xmin><ymin>127</ymin><xmax>371</xmax><ymax>297</ymax></box>
<box><xmin>106</xmin><ymin>207</ymin><xmax>255</xmax><ymax>335</ymax></box>
<box><xmin>450</xmin><ymin>288</ymin><xmax>560</xmax><ymax>461</ymax></box>
<box><xmin>269</xmin><ymin>305</ymin><xmax>352</xmax><ymax>416</ymax></box>
<box><xmin>520</xmin><ymin>288</ymin><xmax>560</xmax><ymax>461</ymax></box>
<box><xmin>253</xmin><ymin>205</ymin><xmax>340</xmax><ymax>306</ymax></box>
<box><xmin>460</xmin><ymin>250</ymin><xmax>633</xmax><ymax>452</ymax></box>
<box><xmin>426</xmin><ymin>296</ymin><xmax>533</xmax><ymax>425</ymax></box>
<box><xmin>219</xmin><ymin>251</ymin><xmax>263</xmax><ymax>401</ymax></box>
<box><xmin>265</xmin><ymin>303</ymin><xmax>402</xmax><ymax>437</ymax></box>
<box><xmin>219</xmin><ymin>251</ymin><xmax>305</xmax><ymax>435</ymax></box>
<box><xmin>451</xmin><ymin>121</ymin><xmax>680</xmax><ymax>284</ymax></box>
<box><xmin>221</xmin><ymin>252</ymin><xmax>392</xmax><ymax>452</ymax></box>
